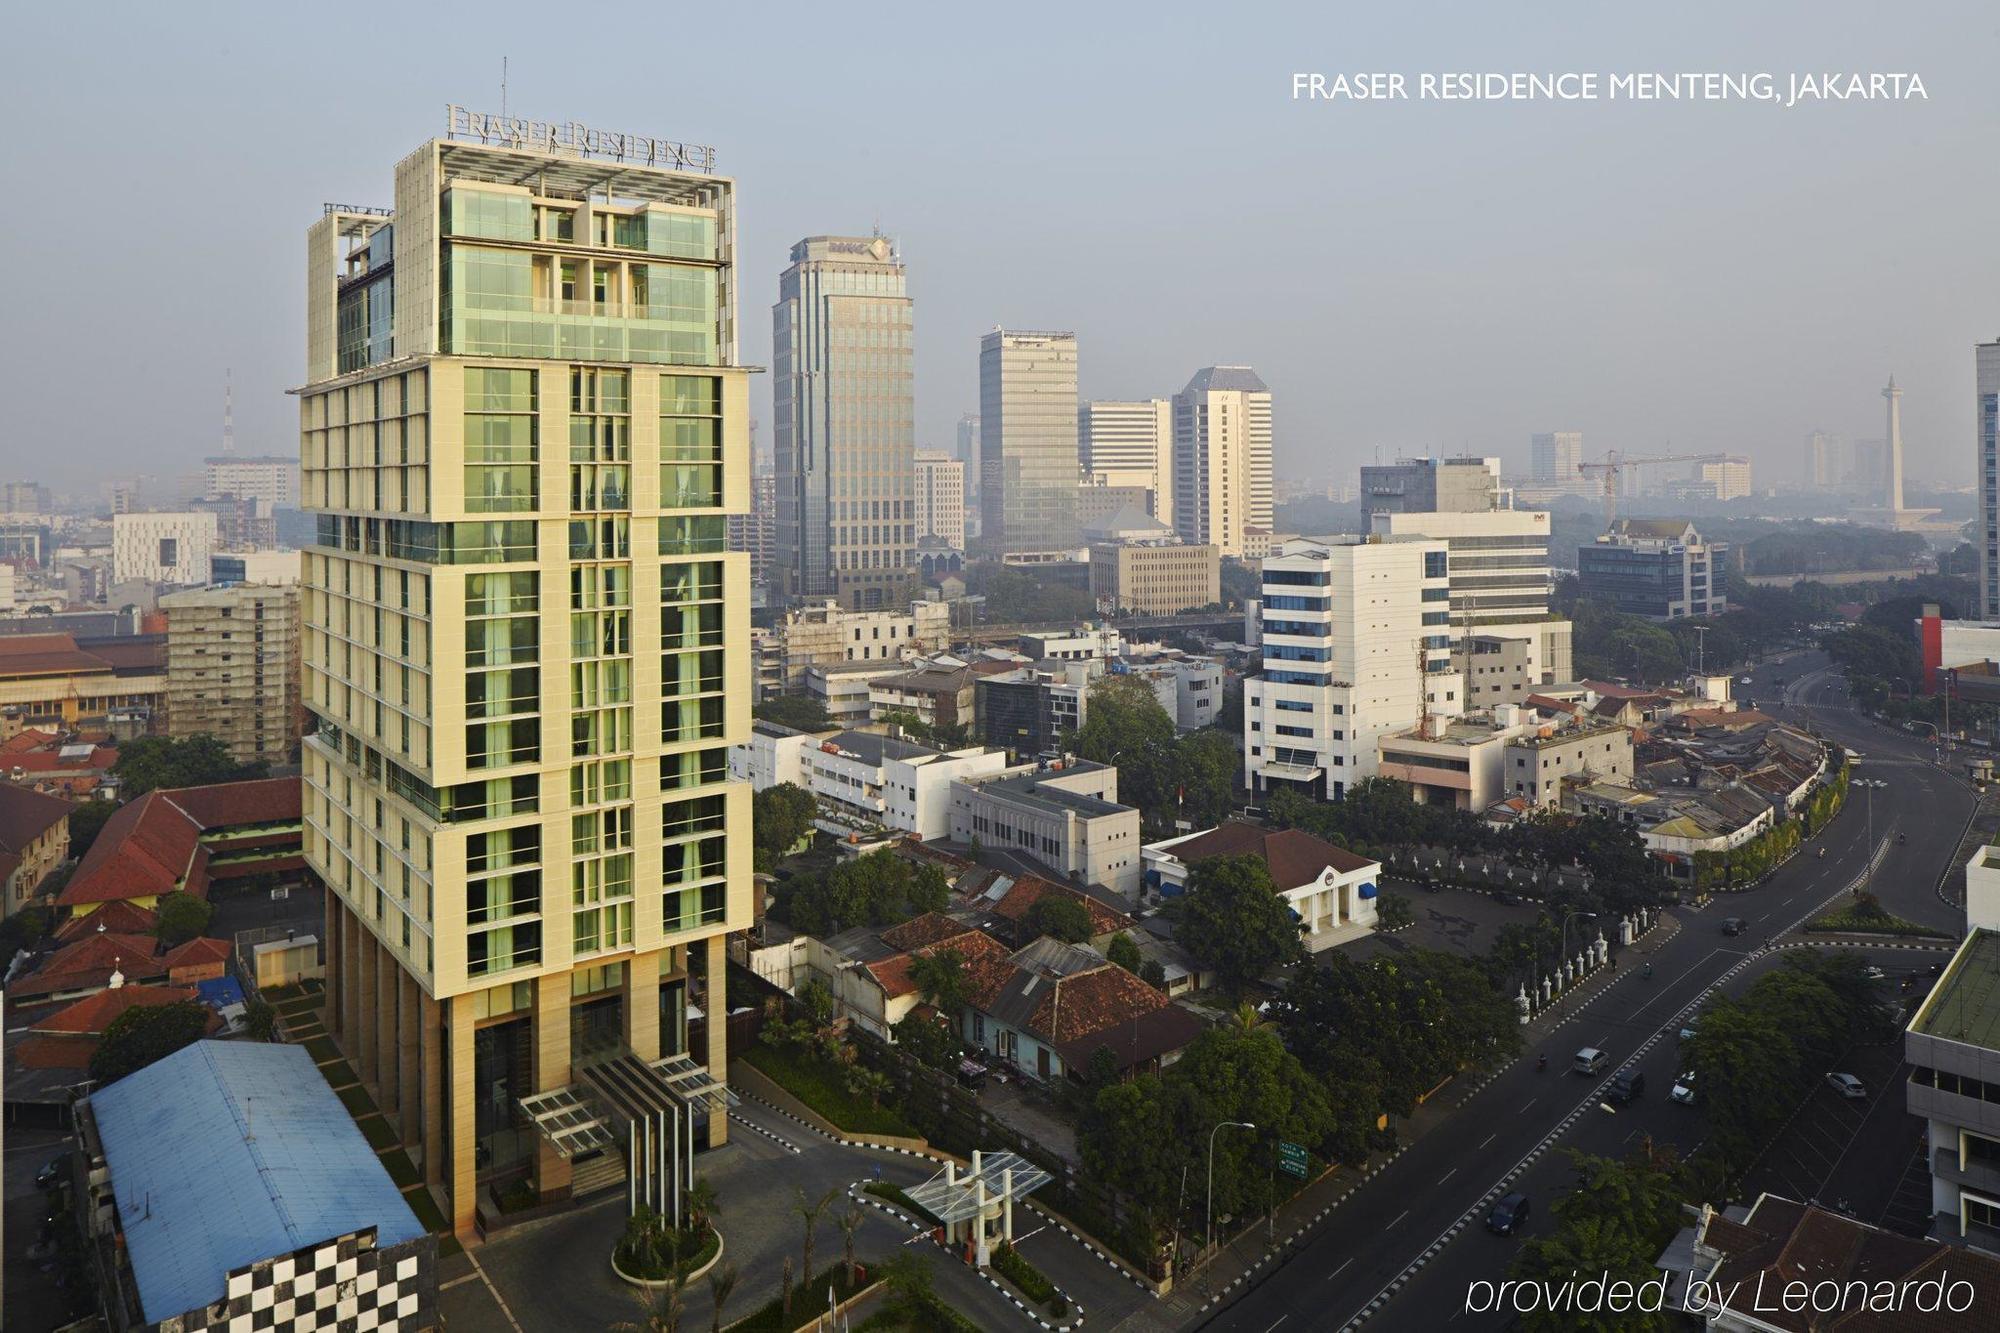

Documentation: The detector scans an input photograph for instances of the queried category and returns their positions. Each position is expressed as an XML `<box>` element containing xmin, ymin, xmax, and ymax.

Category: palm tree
<box><xmin>794</xmin><ymin>1185</ymin><xmax>840</xmax><ymax>1293</ymax></box>
<box><xmin>837</xmin><ymin>1207</ymin><xmax>864</xmax><ymax>1285</ymax></box>
<box><xmin>685</xmin><ymin>1175</ymin><xmax>719</xmax><ymax>1234</ymax></box>
<box><xmin>705</xmin><ymin>1263</ymin><xmax>738</xmax><ymax>1333</ymax></box>
<box><xmin>612</xmin><ymin>1231</ymin><xmax>686</xmax><ymax>1333</ymax></box>
<box><xmin>780</xmin><ymin>1256</ymin><xmax>795</xmax><ymax>1318</ymax></box>
<box><xmin>1229</xmin><ymin>1000</ymin><xmax>1268</xmax><ymax>1033</ymax></box>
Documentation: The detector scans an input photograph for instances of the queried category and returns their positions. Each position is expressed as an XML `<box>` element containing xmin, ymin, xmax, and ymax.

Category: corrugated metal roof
<box><xmin>89</xmin><ymin>1040</ymin><xmax>425</xmax><ymax>1323</ymax></box>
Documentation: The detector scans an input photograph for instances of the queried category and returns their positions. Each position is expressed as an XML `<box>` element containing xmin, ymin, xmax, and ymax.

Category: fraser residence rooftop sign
<box><xmin>445</xmin><ymin>104</ymin><xmax>718</xmax><ymax>173</ymax></box>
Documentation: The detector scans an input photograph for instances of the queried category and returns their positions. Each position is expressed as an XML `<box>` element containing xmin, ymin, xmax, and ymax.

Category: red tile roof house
<box><xmin>0</xmin><ymin>784</ymin><xmax>72</xmax><ymax>917</ymax></box>
<box><xmin>804</xmin><ymin>911</ymin><xmax>1014</xmax><ymax>1041</ymax></box>
<box><xmin>980</xmin><ymin>874</ymin><xmax>1138</xmax><ymax>949</ymax></box>
<box><xmin>54</xmin><ymin>777</ymin><xmax>303</xmax><ymax>922</ymax></box>
<box><xmin>6</xmin><ymin>932</ymin><xmax>170</xmax><ymax>1005</ymax></box>
<box><xmin>12</xmin><ymin>981</ymin><xmax>204</xmax><ymax>1071</ymax></box>
<box><xmin>957</xmin><ymin>935</ymin><xmax>1203</xmax><ymax>1084</ymax></box>
<box><xmin>1143</xmin><ymin>820</ymin><xmax>1384</xmax><ymax>952</ymax></box>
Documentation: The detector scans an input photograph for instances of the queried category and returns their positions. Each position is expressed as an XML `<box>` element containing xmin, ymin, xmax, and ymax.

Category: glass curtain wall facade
<box><xmin>771</xmin><ymin>235</ymin><xmax>916</xmax><ymax>610</ymax></box>
<box><xmin>979</xmin><ymin>331</ymin><xmax>1079</xmax><ymax>553</ymax></box>
<box><xmin>301</xmin><ymin>134</ymin><xmax>751</xmax><ymax>1239</ymax></box>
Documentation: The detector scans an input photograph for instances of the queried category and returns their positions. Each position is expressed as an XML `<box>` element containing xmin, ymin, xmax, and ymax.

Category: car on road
<box><xmin>1827</xmin><ymin>1072</ymin><xmax>1868</xmax><ymax>1099</ymax></box>
<box><xmin>1486</xmin><ymin>1193</ymin><xmax>1532</xmax><ymax>1236</ymax></box>
<box><xmin>1862</xmin><ymin>966</ymin><xmax>1886</xmax><ymax>981</ymax></box>
<box><xmin>1721</xmin><ymin>917</ymin><xmax>1747</xmax><ymax>936</ymax></box>
<box><xmin>1573</xmin><ymin>1047</ymin><xmax>1609</xmax><ymax>1075</ymax></box>
<box><xmin>1739</xmin><ymin>676</ymin><xmax>1753</xmax><ymax>685</ymax></box>
<box><xmin>34</xmin><ymin>1152</ymin><xmax>68</xmax><ymax>1191</ymax></box>
<box><xmin>1670</xmin><ymin>1071</ymin><xmax>1697</xmax><ymax>1104</ymax></box>
<box><xmin>1607</xmin><ymin>1068</ymin><xmax>1646</xmax><ymax>1103</ymax></box>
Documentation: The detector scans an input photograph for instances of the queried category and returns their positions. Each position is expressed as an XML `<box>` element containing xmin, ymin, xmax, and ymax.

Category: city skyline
<box><xmin>5</xmin><ymin>4</ymin><xmax>1997</xmax><ymax>497</ymax></box>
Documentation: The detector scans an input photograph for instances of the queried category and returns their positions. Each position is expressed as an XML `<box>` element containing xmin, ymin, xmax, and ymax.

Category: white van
<box><xmin>1573</xmin><ymin>1047</ymin><xmax>1609</xmax><ymax>1076</ymax></box>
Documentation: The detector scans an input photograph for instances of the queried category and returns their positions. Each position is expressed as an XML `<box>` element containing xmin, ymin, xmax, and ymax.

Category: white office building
<box><xmin>1369</xmin><ymin>508</ymin><xmax>1570</xmax><ymax>684</ymax></box>
<box><xmin>203</xmin><ymin>456</ymin><xmax>301</xmax><ymax>509</ymax></box>
<box><xmin>1081</xmin><ymin>399</ymin><xmax>1174</xmax><ymax>526</ymax></box>
<box><xmin>111</xmin><ymin>512</ymin><xmax>217</xmax><ymax>586</ymax></box>
<box><xmin>803</xmin><ymin>729</ymin><xmax>1012</xmax><ymax>841</ymax></box>
<box><xmin>1243</xmin><ymin>536</ymin><xmax>1461</xmax><ymax>800</ymax></box>
<box><xmin>729</xmin><ymin>718</ymin><xmax>836</xmax><ymax>791</ymax></box>
<box><xmin>1172</xmin><ymin>367</ymin><xmax>1272</xmax><ymax>559</ymax></box>
<box><xmin>914</xmin><ymin>450</ymin><xmax>966</xmax><ymax>550</ymax></box>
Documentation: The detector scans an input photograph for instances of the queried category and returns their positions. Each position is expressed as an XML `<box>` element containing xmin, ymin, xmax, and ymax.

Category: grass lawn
<box><xmin>1807</xmin><ymin>905</ymin><xmax>1949</xmax><ymax>937</ymax></box>
<box><xmin>863</xmin><ymin>1181</ymin><xmax>937</xmax><ymax>1224</ymax></box>
<box><xmin>740</xmin><ymin>1044</ymin><xmax>918</xmax><ymax>1138</ymax></box>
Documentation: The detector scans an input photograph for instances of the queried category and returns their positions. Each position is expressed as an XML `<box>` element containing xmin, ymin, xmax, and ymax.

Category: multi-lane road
<box><xmin>1202</xmin><ymin>650</ymin><xmax>1974</xmax><ymax>1332</ymax></box>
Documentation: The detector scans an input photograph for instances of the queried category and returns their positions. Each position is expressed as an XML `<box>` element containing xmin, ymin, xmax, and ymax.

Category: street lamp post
<box><xmin>1855</xmin><ymin>778</ymin><xmax>1888</xmax><ymax>893</ymax></box>
<box><xmin>1207</xmin><ymin>1120</ymin><xmax>1255</xmax><ymax>1254</ymax></box>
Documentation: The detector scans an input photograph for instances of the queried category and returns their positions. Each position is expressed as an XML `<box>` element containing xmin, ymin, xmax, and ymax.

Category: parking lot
<box><xmin>1737</xmin><ymin>1039</ymin><xmax>1925</xmax><ymax>1228</ymax></box>
<box><xmin>1341</xmin><ymin>878</ymin><xmax>1548</xmax><ymax>964</ymax></box>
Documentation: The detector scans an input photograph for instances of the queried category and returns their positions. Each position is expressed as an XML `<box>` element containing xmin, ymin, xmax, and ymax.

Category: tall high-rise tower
<box><xmin>1884</xmin><ymin>375</ymin><xmax>1906</xmax><ymax>513</ymax></box>
<box><xmin>1172</xmin><ymin>366</ymin><xmax>1273</xmax><ymax>558</ymax></box>
<box><xmin>300</xmin><ymin>115</ymin><xmax>752</xmax><ymax>1238</ymax></box>
<box><xmin>1529</xmin><ymin>431</ymin><xmax>1582</xmax><ymax>489</ymax></box>
<box><xmin>979</xmin><ymin>331</ymin><xmax>1079</xmax><ymax>553</ymax></box>
<box><xmin>1979</xmin><ymin>344</ymin><xmax>2000</xmax><ymax>619</ymax></box>
<box><xmin>772</xmin><ymin>235</ymin><xmax>915</xmax><ymax>609</ymax></box>
<box><xmin>1081</xmin><ymin>399</ymin><xmax>1174</xmax><ymax>526</ymax></box>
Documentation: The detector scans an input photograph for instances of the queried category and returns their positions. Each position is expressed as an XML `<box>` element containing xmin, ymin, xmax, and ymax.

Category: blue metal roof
<box><xmin>89</xmin><ymin>1040</ymin><xmax>426</xmax><ymax>1323</ymax></box>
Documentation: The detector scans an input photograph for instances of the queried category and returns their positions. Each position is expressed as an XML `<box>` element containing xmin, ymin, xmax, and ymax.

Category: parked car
<box><xmin>1738</xmin><ymin>676</ymin><xmax>1753</xmax><ymax>685</ymax></box>
<box><xmin>1721</xmin><ymin>918</ymin><xmax>1747</xmax><ymax>936</ymax></box>
<box><xmin>1827</xmin><ymin>1072</ymin><xmax>1868</xmax><ymax>1099</ymax></box>
<box><xmin>1573</xmin><ymin>1047</ymin><xmax>1610</xmax><ymax>1076</ymax></box>
<box><xmin>34</xmin><ymin>1153</ymin><xmax>68</xmax><ymax>1191</ymax></box>
<box><xmin>1679</xmin><ymin>1016</ymin><xmax>1701</xmax><ymax>1042</ymax></box>
<box><xmin>1486</xmin><ymin>1192</ymin><xmax>1532</xmax><ymax>1236</ymax></box>
<box><xmin>1607</xmin><ymin>1068</ymin><xmax>1646</xmax><ymax>1103</ymax></box>
<box><xmin>1862</xmin><ymin>966</ymin><xmax>1886</xmax><ymax>981</ymax></box>
<box><xmin>1670</xmin><ymin>1071</ymin><xmax>1697</xmax><ymax>1105</ymax></box>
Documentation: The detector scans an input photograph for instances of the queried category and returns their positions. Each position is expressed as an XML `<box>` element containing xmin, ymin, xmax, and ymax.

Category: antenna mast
<box><xmin>223</xmin><ymin>368</ymin><xmax>235</xmax><ymax>457</ymax></box>
<box><xmin>501</xmin><ymin>56</ymin><xmax>509</xmax><ymax>119</ymax></box>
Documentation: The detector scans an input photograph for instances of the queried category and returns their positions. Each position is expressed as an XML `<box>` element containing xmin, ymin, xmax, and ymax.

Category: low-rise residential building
<box><xmin>958</xmin><ymin>935</ymin><xmax>1202</xmax><ymax>1084</ymax></box>
<box><xmin>868</xmin><ymin>660</ymin><xmax>987</xmax><ymax>736</ymax></box>
<box><xmin>56</xmin><ymin>777</ymin><xmax>303</xmax><ymax>920</ymax></box>
<box><xmin>977</xmin><ymin>663</ymin><xmax>1096</xmax><ymax>759</ymax></box>
<box><xmin>976</xmin><ymin>873</ymin><xmax>1137</xmax><ymax>948</ymax></box>
<box><xmin>1455</xmin><ymin>634</ymin><xmax>1538</xmax><ymax>708</ymax></box>
<box><xmin>1116</xmin><ymin>655</ymin><xmax>1226</xmax><ymax>730</ymax></box>
<box><xmin>1143</xmin><ymin>820</ymin><xmax>1381</xmax><ymax>950</ymax></box>
<box><xmin>807</xmin><ymin>659</ymin><xmax>915</xmax><ymax>724</ymax></box>
<box><xmin>1503</xmin><ymin>721</ymin><xmax>1635</xmax><ymax>807</ymax></box>
<box><xmin>160</xmin><ymin>582</ymin><xmax>301</xmax><ymax>765</ymax></box>
<box><xmin>803</xmin><ymin>728</ymin><xmax>1012</xmax><ymax>841</ymax></box>
<box><xmin>1018</xmin><ymin>625</ymin><xmax>1125</xmax><ymax>663</ymax></box>
<box><xmin>729</xmin><ymin>718</ymin><xmax>837</xmax><ymax>791</ymax></box>
<box><xmin>1377</xmin><ymin>709</ymin><xmax>1538</xmax><ymax>811</ymax></box>
<box><xmin>769</xmin><ymin>598</ymin><xmax>953</xmax><ymax>692</ymax></box>
<box><xmin>948</xmin><ymin>760</ymin><xmax>1144</xmax><ymax>899</ymax></box>
<box><xmin>0</xmin><ymin>784</ymin><xmax>70</xmax><ymax>917</ymax></box>
<box><xmin>805</xmin><ymin>910</ymin><xmax>1010</xmax><ymax>1040</ymax></box>
<box><xmin>75</xmin><ymin>1041</ymin><xmax>435</xmax><ymax>1333</ymax></box>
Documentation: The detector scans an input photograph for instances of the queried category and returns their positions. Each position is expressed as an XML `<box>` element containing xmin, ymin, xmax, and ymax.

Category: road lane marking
<box><xmin>1327</xmin><ymin>1258</ymin><xmax>1354</xmax><ymax>1283</ymax></box>
<box><xmin>1478</xmin><ymin>1133</ymin><xmax>1496</xmax><ymax>1149</ymax></box>
<box><xmin>1263</xmin><ymin>1318</ymin><xmax>1289</xmax><ymax>1333</ymax></box>
<box><xmin>1389</xmin><ymin>1210</ymin><xmax>1409</xmax><ymax>1229</ymax></box>
<box><xmin>1438</xmin><ymin>1169</ymin><xmax>1456</xmax><ymax>1185</ymax></box>
<box><xmin>1519</xmin><ymin>1099</ymin><xmax>1535</xmax><ymax>1113</ymax></box>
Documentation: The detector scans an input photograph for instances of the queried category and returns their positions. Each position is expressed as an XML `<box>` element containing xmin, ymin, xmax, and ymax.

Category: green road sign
<box><xmin>1278</xmin><ymin>1140</ymin><xmax>1308</xmax><ymax>1179</ymax></box>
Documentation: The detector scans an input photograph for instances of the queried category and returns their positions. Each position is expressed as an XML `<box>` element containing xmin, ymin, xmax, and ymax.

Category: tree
<box><xmin>893</xmin><ymin>1009</ymin><xmax>962</xmax><ymax>1071</ymax></box>
<box><xmin>793</xmin><ymin>1186</ymin><xmax>839</xmax><ymax>1298</ymax></box>
<box><xmin>243</xmin><ymin>999</ymin><xmax>277</xmax><ymax>1041</ymax></box>
<box><xmin>1682</xmin><ymin>998</ymin><xmax>1799</xmax><ymax>1170</ymax></box>
<box><xmin>706</xmin><ymin>1264</ymin><xmax>739</xmax><ymax>1333</ymax></box>
<box><xmin>752</xmin><ymin>695</ymin><xmax>832</xmax><ymax>733</ymax></box>
<box><xmin>1507</xmin><ymin>1146</ymin><xmax>1693</xmax><ymax>1333</ymax></box>
<box><xmin>1171</xmin><ymin>855</ymin><xmax>1302</xmax><ymax>996</ymax></box>
<box><xmin>752</xmin><ymin>783</ymin><xmax>818</xmax><ymax>872</ymax></box>
<box><xmin>1375</xmin><ymin>892</ymin><xmax>1413</xmax><ymax>930</ymax></box>
<box><xmin>1073</xmin><ymin>677</ymin><xmax>1175</xmax><ymax>764</ymax></box>
<box><xmin>837</xmin><ymin>1208</ymin><xmax>864</xmax><ymax>1286</ymax></box>
<box><xmin>90</xmin><ymin>1000</ymin><xmax>210</xmax><ymax>1085</ymax></box>
<box><xmin>1105</xmin><ymin>932</ymin><xmax>1143</xmax><ymax>974</ymax></box>
<box><xmin>153</xmin><ymin>891</ymin><xmax>214</xmax><ymax>947</ymax></box>
<box><xmin>685</xmin><ymin>1174</ymin><xmax>719</xmax><ymax>1233</ymax></box>
<box><xmin>67</xmin><ymin>800</ymin><xmax>118</xmax><ymax>858</ymax></box>
<box><xmin>973</xmin><ymin>567</ymin><xmax>1096</xmax><ymax>625</ymax></box>
<box><xmin>0</xmin><ymin>906</ymin><xmax>49</xmax><ymax>960</ymax></box>
<box><xmin>1139</xmin><ymin>959</ymin><xmax>1168</xmax><ymax>990</ymax></box>
<box><xmin>908</xmin><ymin>949</ymin><xmax>967</xmax><ymax>1016</ymax></box>
<box><xmin>780</xmin><ymin>849</ymin><xmax>950</xmax><ymax>936</ymax></box>
<box><xmin>112</xmin><ymin>735</ymin><xmax>266</xmax><ymax>800</ymax></box>
<box><xmin>1026</xmin><ymin>892</ymin><xmax>1093</xmax><ymax>944</ymax></box>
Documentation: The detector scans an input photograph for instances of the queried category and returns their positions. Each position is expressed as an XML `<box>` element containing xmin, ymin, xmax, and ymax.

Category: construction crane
<box><xmin>1575</xmin><ymin>451</ymin><xmax>1729</xmax><ymax>526</ymax></box>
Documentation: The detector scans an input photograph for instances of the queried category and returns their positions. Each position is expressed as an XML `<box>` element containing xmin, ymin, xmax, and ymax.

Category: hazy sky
<box><xmin>5</xmin><ymin>1</ymin><xmax>1997</xmax><ymax>495</ymax></box>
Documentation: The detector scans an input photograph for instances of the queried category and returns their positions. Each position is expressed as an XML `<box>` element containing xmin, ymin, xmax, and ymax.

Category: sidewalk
<box><xmin>1116</xmin><ymin>916</ymin><xmax>1675</xmax><ymax>1332</ymax></box>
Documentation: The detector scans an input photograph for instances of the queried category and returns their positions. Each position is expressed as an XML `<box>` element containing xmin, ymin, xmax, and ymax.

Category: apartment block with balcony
<box><xmin>298</xmin><ymin>124</ymin><xmax>753</xmax><ymax>1238</ymax></box>
<box><xmin>160</xmin><ymin>583</ymin><xmax>303</xmax><ymax>765</ymax></box>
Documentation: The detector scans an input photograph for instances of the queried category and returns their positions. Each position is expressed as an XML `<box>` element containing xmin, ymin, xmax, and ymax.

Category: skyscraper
<box><xmin>772</xmin><ymin>236</ymin><xmax>915</xmax><ymax>609</ymax></box>
<box><xmin>300</xmin><ymin>117</ymin><xmax>752</xmax><ymax>1237</ymax></box>
<box><xmin>1884</xmin><ymin>375</ymin><xmax>1906</xmax><ymax>514</ymax></box>
<box><xmin>1172</xmin><ymin>366</ymin><xmax>1273</xmax><ymax>559</ymax></box>
<box><xmin>979</xmin><ymin>330</ymin><xmax>1079</xmax><ymax>553</ymax></box>
<box><xmin>1979</xmin><ymin>343</ymin><xmax>2000</xmax><ymax>619</ymax></box>
<box><xmin>1804</xmin><ymin>430</ymin><xmax>1848</xmax><ymax>488</ymax></box>
<box><xmin>728</xmin><ymin>471</ymin><xmax>777</xmax><ymax>585</ymax></box>
<box><xmin>1081</xmin><ymin>399</ymin><xmax>1173</xmax><ymax>526</ymax></box>
<box><xmin>1530</xmin><ymin>431</ymin><xmax>1583</xmax><ymax>490</ymax></box>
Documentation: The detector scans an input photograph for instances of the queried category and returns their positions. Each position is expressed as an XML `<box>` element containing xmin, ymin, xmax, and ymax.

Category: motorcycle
<box><xmin>1643</xmin><ymin>963</ymin><xmax>1654</xmax><ymax>979</ymax></box>
<box><xmin>1536</xmin><ymin>1054</ymin><xmax>1547</xmax><ymax>1072</ymax></box>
